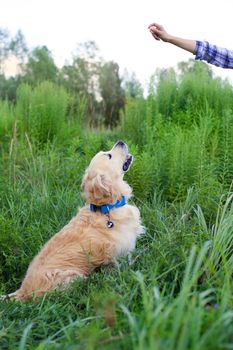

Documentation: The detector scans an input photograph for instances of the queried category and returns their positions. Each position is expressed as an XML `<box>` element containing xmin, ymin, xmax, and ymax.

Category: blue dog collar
<box><xmin>90</xmin><ymin>196</ymin><xmax>127</xmax><ymax>214</ymax></box>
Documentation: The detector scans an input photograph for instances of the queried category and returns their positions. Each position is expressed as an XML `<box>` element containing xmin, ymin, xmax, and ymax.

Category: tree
<box><xmin>99</xmin><ymin>61</ymin><xmax>125</xmax><ymax>128</ymax></box>
<box><xmin>0</xmin><ymin>28</ymin><xmax>11</xmax><ymax>73</ymax></box>
<box><xmin>0</xmin><ymin>74</ymin><xmax>21</xmax><ymax>101</ymax></box>
<box><xmin>122</xmin><ymin>70</ymin><xmax>144</xmax><ymax>98</ymax></box>
<box><xmin>59</xmin><ymin>41</ymin><xmax>101</xmax><ymax>96</ymax></box>
<box><xmin>23</xmin><ymin>46</ymin><xmax>58</xmax><ymax>84</ymax></box>
<box><xmin>0</xmin><ymin>28</ymin><xmax>28</xmax><ymax>74</ymax></box>
<box><xmin>58</xmin><ymin>41</ymin><xmax>102</xmax><ymax>125</ymax></box>
<box><xmin>9</xmin><ymin>30</ymin><xmax>28</xmax><ymax>65</ymax></box>
<box><xmin>0</xmin><ymin>28</ymin><xmax>27</xmax><ymax>100</ymax></box>
<box><xmin>177</xmin><ymin>59</ymin><xmax>213</xmax><ymax>78</ymax></box>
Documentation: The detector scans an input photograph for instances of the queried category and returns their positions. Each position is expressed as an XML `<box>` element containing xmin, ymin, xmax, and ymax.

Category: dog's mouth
<box><xmin>123</xmin><ymin>154</ymin><xmax>133</xmax><ymax>172</ymax></box>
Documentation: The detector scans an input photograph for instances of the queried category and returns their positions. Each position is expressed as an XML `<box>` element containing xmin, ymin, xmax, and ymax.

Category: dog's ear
<box><xmin>92</xmin><ymin>174</ymin><xmax>110</xmax><ymax>200</ymax></box>
<box><xmin>82</xmin><ymin>173</ymin><xmax>119</xmax><ymax>205</ymax></box>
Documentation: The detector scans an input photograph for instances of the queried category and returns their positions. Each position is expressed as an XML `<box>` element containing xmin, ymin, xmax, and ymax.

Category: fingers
<box><xmin>148</xmin><ymin>22</ymin><xmax>164</xmax><ymax>30</ymax></box>
<box><xmin>149</xmin><ymin>26</ymin><xmax>161</xmax><ymax>40</ymax></box>
<box><xmin>148</xmin><ymin>22</ymin><xmax>168</xmax><ymax>41</ymax></box>
<box><xmin>148</xmin><ymin>22</ymin><xmax>157</xmax><ymax>28</ymax></box>
<box><xmin>150</xmin><ymin>31</ymin><xmax>160</xmax><ymax>40</ymax></box>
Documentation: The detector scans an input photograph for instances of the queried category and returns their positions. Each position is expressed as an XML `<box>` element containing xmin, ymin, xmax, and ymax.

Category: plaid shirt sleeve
<box><xmin>195</xmin><ymin>41</ymin><xmax>233</xmax><ymax>69</ymax></box>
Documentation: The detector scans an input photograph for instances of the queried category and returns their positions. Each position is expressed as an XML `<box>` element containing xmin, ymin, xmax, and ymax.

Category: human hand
<box><xmin>148</xmin><ymin>23</ymin><xmax>171</xmax><ymax>42</ymax></box>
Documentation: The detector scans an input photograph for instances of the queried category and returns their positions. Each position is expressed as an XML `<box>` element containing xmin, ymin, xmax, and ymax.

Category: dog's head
<box><xmin>82</xmin><ymin>140</ymin><xmax>133</xmax><ymax>205</ymax></box>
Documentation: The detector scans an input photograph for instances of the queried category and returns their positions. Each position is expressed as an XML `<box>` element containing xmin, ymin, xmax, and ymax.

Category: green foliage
<box><xmin>123</xmin><ymin>142</ymin><xmax>162</xmax><ymax>202</ymax></box>
<box><xmin>0</xmin><ymin>74</ymin><xmax>21</xmax><ymax>102</ymax></box>
<box><xmin>0</xmin><ymin>28</ymin><xmax>11</xmax><ymax>67</ymax></box>
<box><xmin>155</xmin><ymin>67</ymin><xmax>178</xmax><ymax>119</ymax></box>
<box><xmin>15</xmin><ymin>82</ymin><xmax>31</xmax><ymax>132</ymax></box>
<box><xmin>120</xmin><ymin>62</ymin><xmax>233</xmax><ymax>209</ymax></box>
<box><xmin>99</xmin><ymin>61</ymin><xmax>125</xmax><ymax>128</ymax></box>
<box><xmin>122</xmin><ymin>71</ymin><xmax>144</xmax><ymax>99</ymax></box>
<box><xmin>59</xmin><ymin>41</ymin><xmax>100</xmax><ymax>96</ymax></box>
<box><xmin>217</xmin><ymin>109</ymin><xmax>233</xmax><ymax>185</ymax></box>
<box><xmin>0</xmin><ymin>100</ymin><xmax>14</xmax><ymax>139</ymax></box>
<box><xmin>8</xmin><ymin>29</ymin><xmax>28</xmax><ymax>62</ymax></box>
<box><xmin>1</xmin><ymin>59</ymin><xmax>233</xmax><ymax>349</ymax></box>
<box><xmin>23</xmin><ymin>46</ymin><xmax>58</xmax><ymax>84</ymax></box>
<box><xmin>120</xmin><ymin>97</ymin><xmax>147</xmax><ymax>147</ymax></box>
<box><xmin>208</xmin><ymin>193</ymin><xmax>233</xmax><ymax>273</ymax></box>
<box><xmin>16</xmin><ymin>81</ymin><xmax>68</xmax><ymax>144</ymax></box>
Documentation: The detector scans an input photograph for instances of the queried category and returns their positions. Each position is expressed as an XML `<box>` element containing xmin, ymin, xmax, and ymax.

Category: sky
<box><xmin>1</xmin><ymin>0</ymin><xmax>233</xmax><ymax>90</ymax></box>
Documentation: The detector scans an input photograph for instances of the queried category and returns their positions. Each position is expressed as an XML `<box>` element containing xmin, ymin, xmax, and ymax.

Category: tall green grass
<box><xmin>16</xmin><ymin>81</ymin><xmax>68</xmax><ymax>144</ymax></box>
<box><xmin>0</xmin><ymin>100</ymin><xmax>14</xmax><ymax>140</ymax></box>
<box><xmin>1</xmin><ymin>63</ymin><xmax>233</xmax><ymax>349</ymax></box>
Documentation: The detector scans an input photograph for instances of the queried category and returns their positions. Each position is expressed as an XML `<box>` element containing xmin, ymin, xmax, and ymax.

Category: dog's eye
<box><xmin>107</xmin><ymin>154</ymin><xmax>112</xmax><ymax>159</ymax></box>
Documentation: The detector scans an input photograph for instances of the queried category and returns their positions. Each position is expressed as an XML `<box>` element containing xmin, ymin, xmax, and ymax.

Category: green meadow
<box><xmin>1</xmin><ymin>60</ymin><xmax>233</xmax><ymax>349</ymax></box>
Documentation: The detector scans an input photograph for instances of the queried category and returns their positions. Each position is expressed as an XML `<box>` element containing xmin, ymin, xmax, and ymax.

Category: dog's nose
<box><xmin>115</xmin><ymin>140</ymin><xmax>125</xmax><ymax>147</ymax></box>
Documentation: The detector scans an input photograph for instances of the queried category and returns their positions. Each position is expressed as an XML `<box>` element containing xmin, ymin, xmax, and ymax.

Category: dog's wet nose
<box><xmin>112</xmin><ymin>140</ymin><xmax>128</xmax><ymax>154</ymax></box>
<box><xmin>115</xmin><ymin>140</ymin><xmax>126</xmax><ymax>148</ymax></box>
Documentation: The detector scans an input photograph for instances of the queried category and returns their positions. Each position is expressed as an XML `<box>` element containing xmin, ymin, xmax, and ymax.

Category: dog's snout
<box><xmin>112</xmin><ymin>140</ymin><xmax>129</xmax><ymax>158</ymax></box>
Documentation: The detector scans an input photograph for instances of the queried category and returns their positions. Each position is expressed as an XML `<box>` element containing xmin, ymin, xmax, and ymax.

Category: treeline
<box><xmin>0</xmin><ymin>29</ymin><xmax>143</xmax><ymax>128</ymax></box>
<box><xmin>1</xmin><ymin>28</ymin><xmax>233</xmax><ymax>137</ymax></box>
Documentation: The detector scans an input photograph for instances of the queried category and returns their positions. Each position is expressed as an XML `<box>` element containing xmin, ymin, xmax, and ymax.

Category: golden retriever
<box><xmin>1</xmin><ymin>140</ymin><xmax>144</xmax><ymax>301</ymax></box>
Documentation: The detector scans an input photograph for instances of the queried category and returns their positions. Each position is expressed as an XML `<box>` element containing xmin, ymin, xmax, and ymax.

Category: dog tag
<box><xmin>107</xmin><ymin>220</ymin><xmax>114</xmax><ymax>228</ymax></box>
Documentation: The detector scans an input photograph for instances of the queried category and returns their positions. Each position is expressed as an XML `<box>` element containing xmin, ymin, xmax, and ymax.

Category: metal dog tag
<box><xmin>107</xmin><ymin>220</ymin><xmax>114</xmax><ymax>229</ymax></box>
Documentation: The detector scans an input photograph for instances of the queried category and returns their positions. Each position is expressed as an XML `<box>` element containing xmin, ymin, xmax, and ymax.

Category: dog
<box><xmin>1</xmin><ymin>140</ymin><xmax>144</xmax><ymax>301</ymax></box>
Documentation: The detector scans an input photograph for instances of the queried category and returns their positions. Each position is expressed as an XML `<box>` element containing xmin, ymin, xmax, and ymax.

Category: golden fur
<box><xmin>2</xmin><ymin>141</ymin><xmax>144</xmax><ymax>301</ymax></box>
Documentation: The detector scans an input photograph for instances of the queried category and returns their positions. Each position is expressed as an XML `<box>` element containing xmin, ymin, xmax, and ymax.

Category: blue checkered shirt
<box><xmin>195</xmin><ymin>41</ymin><xmax>233</xmax><ymax>69</ymax></box>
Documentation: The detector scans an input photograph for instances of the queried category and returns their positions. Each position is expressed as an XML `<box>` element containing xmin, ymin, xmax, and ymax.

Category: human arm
<box><xmin>148</xmin><ymin>22</ymin><xmax>233</xmax><ymax>69</ymax></box>
<box><xmin>148</xmin><ymin>22</ymin><xmax>196</xmax><ymax>54</ymax></box>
